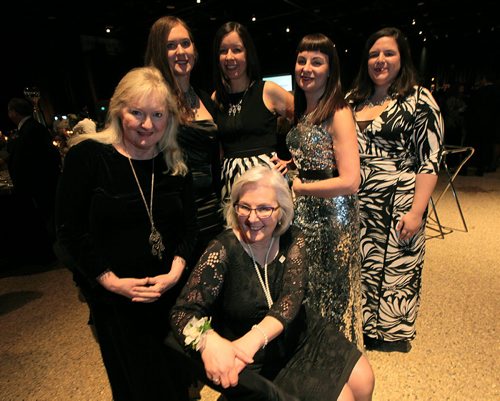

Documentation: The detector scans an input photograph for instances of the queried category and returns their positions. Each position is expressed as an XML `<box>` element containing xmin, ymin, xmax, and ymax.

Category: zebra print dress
<box><xmin>356</xmin><ymin>86</ymin><xmax>444</xmax><ymax>342</ymax></box>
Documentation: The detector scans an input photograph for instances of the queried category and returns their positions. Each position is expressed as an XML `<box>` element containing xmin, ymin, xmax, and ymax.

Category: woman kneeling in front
<box><xmin>169</xmin><ymin>165</ymin><xmax>375</xmax><ymax>401</ymax></box>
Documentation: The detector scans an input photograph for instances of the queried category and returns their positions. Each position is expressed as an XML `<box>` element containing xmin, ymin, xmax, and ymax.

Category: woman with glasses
<box><xmin>169</xmin><ymin>165</ymin><xmax>374</xmax><ymax>401</ymax></box>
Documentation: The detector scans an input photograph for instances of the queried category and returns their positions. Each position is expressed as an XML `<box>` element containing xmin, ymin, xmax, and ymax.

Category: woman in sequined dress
<box><xmin>347</xmin><ymin>27</ymin><xmax>443</xmax><ymax>352</ymax></box>
<box><xmin>211</xmin><ymin>21</ymin><xmax>294</xmax><ymax>201</ymax></box>
<box><xmin>286</xmin><ymin>34</ymin><xmax>363</xmax><ymax>348</ymax></box>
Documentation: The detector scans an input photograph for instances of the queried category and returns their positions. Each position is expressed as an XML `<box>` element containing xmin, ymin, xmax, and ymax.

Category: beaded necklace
<box><xmin>245</xmin><ymin>237</ymin><xmax>275</xmax><ymax>309</ymax></box>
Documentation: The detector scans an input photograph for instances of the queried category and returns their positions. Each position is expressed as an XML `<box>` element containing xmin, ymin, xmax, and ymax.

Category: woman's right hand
<box><xmin>97</xmin><ymin>271</ymin><xmax>161</xmax><ymax>302</ymax></box>
<box><xmin>201</xmin><ymin>331</ymin><xmax>253</xmax><ymax>388</ymax></box>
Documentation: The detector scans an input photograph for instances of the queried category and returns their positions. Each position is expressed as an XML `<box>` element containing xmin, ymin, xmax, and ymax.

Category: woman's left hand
<box><xmin>396</xmin><ymin>211</ymin><xmax>423</xmax><ymax>241</ymax></box>
<box><xmin>270</xmin><ymin>155</ymin><xmax>290</xmax><ymax>175</ymax></box>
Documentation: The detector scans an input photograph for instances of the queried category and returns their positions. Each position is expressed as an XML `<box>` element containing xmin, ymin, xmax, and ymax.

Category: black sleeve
<box><xmin>54</xmin><ymin>141</ymin><xmax>109</xmax><ymax>287</ymax></box>
<box><xmin>170</xmin><ymin>238</ymin><xmax>227</xmax><ymax>345</ymax></box>
<box><xmin>267</xmin><ymin>228</ymin><xmax>307</xmax><ymax>329</ymax></box>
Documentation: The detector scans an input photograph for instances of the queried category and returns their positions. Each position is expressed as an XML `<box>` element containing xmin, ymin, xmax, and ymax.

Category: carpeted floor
<box><xmin>1</xmin><ymin>169</ymin><xmax>499</xmax><ymax>401</ymax></box>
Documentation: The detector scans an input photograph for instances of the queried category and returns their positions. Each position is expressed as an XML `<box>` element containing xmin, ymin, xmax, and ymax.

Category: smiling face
<box><xmin>367</xmin><ymin>36</ymin><xmax>401</xmax><ymax>89</ymax></box>
<box><xmin>295</xmin><ymin>50</ymin><xmax>329</xmax><ymax>99</ymax></box>
<box><xmin>219</xmin><ymin>31</ymin><xmax>248</xmax><ymax>83</ymax></box>
<box><xmin>166</xmin><ymin>23</ymin><xmax>196</xmax><ymax>78</ymax></box>
<box><xmin>236</xmin><ymin>180</ymin><xmax>280</xmax><ymax>245</ymax></box>
<box><xmin>120</xmin><ymin>93</ymin><xmax>168</xmax><ymax>159</ymax></box>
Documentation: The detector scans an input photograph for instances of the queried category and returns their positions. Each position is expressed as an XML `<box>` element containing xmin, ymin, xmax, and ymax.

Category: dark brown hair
<box><xmin>347</xmin><ymin>27</ymin><xmax>419</xmax><ymax>105</ymax></box>
<box><xmin>294</xmin><ymin>33</ymin><xmax>348</xmax><ymax>125</ymax></box>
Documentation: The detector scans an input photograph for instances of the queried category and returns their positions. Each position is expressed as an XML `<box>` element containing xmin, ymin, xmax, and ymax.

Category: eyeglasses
<box><xmin>234</xmin><ymin>204</ymin><xmax>280</xmax><ymax>219</ymax></box>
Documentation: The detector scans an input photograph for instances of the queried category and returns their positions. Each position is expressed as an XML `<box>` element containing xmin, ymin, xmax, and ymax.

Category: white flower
<box><xmin>183</xmin><ymin>316</ymin><xmax>212</xmax><ymax>350</ymax></box>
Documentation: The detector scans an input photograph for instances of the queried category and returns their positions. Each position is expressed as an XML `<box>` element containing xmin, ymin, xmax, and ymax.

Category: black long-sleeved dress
<box><xmin>170</xmin><ymin>227</ymin><xmax>361</xmax><ymax>401</ymax></box>
<box><xmin>56</xmin><ymin>139</ymin><xmax>197</xmax><ymax>401</ymax></box>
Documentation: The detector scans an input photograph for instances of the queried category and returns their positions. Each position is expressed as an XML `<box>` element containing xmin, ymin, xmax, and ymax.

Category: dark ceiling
<box><xmin>2</xmin><ymin>0</ymin><xmax>499</xmax><ymax>124</ymax></box>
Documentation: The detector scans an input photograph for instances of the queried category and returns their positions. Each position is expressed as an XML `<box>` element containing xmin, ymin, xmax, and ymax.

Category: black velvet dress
<box><xmin>170</xmin><ymin>227</ymin><xmax>361</xmax><ymax>401</ymax></box>
<box><xmin>55</xmin><ymin>139</ymin><xmax>197</xmax><ymax>401</ymax></box>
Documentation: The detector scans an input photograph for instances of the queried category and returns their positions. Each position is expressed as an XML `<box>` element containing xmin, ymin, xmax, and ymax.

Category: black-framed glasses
<box><xmin>234</xmin><ymin>204</ymin><xmax>280</xmax><ymax>219</ymax></box>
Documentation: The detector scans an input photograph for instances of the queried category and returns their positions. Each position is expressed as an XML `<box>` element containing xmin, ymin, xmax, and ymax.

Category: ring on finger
<box><xmin>213</xmin><ymin>378</ymin><xmax>220</xmax><ymax>384</ymax></box>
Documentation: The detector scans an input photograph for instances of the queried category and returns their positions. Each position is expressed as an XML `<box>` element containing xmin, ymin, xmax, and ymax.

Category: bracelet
<box><xmin>252</xmin><ymin>324</ymin><xmax>269</xmax><ymax>349</ymax></box>
<box><xmin>183</xmin><ymin>316</ymin><xmax>212</xmax><ymax>351</ymax></box>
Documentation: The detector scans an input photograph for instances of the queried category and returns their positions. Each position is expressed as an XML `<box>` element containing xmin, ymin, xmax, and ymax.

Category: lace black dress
<box><xmin>170</xmin><ymin>227</ymin><xmax>361</xmax><ymax>401</ymax></box>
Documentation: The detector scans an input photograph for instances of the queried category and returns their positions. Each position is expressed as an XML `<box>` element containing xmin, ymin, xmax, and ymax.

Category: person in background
<box><xmin>7</xmin><ymin>97</ymin><xmax>61</xmax><ymax>265</ymax></box>
<box><xmin>169</xmin><ymin>165</ymin><xmax>374</xmax><ymax>401</ymax></box>
<box><xmin>212</xmin><ymin>21</ymin><xmax>294</xmax><ymax>201</ymax></box>
<box><xmin>286</xmin><ymin>33</ymin><xmax>363</xmax><ymax>349</ymax></box>
<box><xmin>347</xmin><ymin>27</ymin><xmax>444</xmax><ymax>352</ymax></box>
<box><xmin>71</xmin><ymin>117</ymin><xmax>97</xmax><ymax>136</ymax></box>
<box><xmin>55</xmin><ymin>66</ymin><xmax>196</xmax><ymax>401</ymax></box>
<box><xmin>145</xmin><ymin>15</ymin><xmax>224</xmax><ymax>267</ymax></box>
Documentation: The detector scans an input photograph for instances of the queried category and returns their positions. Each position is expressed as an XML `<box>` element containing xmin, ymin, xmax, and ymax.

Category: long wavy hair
<box><xmin>70</xmin><ymin>66</ymin><xmax>187</xmax><ymax>175</ymax></box>
<box><xmin>347</xmin><ymin>27</ymin><xmax>419</xmax><ymax>105</ymax></box>
<box><xmin>212</xmin><ymin>21</ymin><xmax>261</xmax><ymax>110</ymax></box>
<box><xmin>144</xmin><ymin>15</ymin><xmax>198</xmax><ymax>124</ymax></box>
<box><xmin>294</xmin><ymin>33</ymin><xmax>348</xmax><ymax>125</ymax></box>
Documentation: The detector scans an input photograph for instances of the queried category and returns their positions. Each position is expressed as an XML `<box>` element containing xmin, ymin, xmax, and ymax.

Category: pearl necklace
<box><xmin>246</xmin><ymin>237</ymin><xmax>275</xmax><ymax>309</ymax></box>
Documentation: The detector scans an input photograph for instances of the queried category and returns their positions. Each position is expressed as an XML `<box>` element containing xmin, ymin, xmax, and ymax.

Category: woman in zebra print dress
<box><xmin>347</xmin><ymin>27</ymin><xmax>444</xmax><ymax>352</ymax></box>
<box><xmin>211</xmin><ymin>22</ymin><xmax>294</xmax><ymax>201</ymax></box>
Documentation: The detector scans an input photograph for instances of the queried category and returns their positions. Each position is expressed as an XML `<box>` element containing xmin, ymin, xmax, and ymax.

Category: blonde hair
<box><xmin>224</xmin><ymin>166</ymin><xmax>294</xmax><ymax>237</ymax></box>
<box><xmin>70</xmin><ymin>66</ymin><xmax>187</xmax><ymax>175</ymax></box>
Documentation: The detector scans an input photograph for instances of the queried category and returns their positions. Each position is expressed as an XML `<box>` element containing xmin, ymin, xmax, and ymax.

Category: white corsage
<box><xmin>183</xmin><ymin>316</ymin><xmax>212</xmax><ymax>351</ymax></box>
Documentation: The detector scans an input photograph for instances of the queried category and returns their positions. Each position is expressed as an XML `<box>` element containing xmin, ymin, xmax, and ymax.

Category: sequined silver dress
<box><xmin>287</xmin><ymin>117</ymin><xmax>363</xmax><ymax>348</ymax></box>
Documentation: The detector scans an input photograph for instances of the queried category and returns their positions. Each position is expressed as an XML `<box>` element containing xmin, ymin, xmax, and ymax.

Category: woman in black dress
<box><xmin>170</xmin><ymin>166</ymin><xmax>375</xmax><ymax>401</ymax></box>
<box><xmin>145</xmin><ymin>16</ymin><xmax>224</xmax><ymax>266</ymax></box>
<box><xmin>55</xmin><ymin>66</ymin><xmax>196</xmax><ymax>401</ymax></box>
<box><xmin>211</xmin><ymin>21</ymin><xmax>294</xmax><ymax>201</ymax></box>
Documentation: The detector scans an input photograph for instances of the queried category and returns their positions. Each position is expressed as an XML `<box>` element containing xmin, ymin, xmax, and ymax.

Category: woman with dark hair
<box><xmin>145</xmin><ymin>16</ymin><xmax>224</xmax><ymax>266</ymax></box>
<box><xmin>287</xmin><ymin>33</ymin><xmax>364</xmax><ymax>348</ymax></box>
<box><xmin>211</xmin><ymin>21</ymin><xmax>294</xmax><ymax>201</ymax></box>
<box><xmin>347</xmin><ymin>27</ymin><xmax>444</xmax><ymax>352</ymax></box>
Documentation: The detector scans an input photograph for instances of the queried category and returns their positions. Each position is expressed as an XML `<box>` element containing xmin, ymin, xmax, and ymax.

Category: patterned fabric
<box><xmin>287</xmin><ymin>117</ymin><xmax>364</xmax><ymax>349</ymax></box>
<box><xmin>356</xmin><ymin>86</ymin><xmax>444</xmax><ymax>342</ymax></box>
<box><xmin>220</xmin><ymin>152</ymin><xmax>276</xmax><ymax>201</ymax></box>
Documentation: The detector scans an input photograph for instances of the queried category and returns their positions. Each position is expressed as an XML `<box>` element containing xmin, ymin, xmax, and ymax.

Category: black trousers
<box><xmin>89</xmin><ymin>299</ymin><xmax>190</xmax><ymax>401</ymax></box>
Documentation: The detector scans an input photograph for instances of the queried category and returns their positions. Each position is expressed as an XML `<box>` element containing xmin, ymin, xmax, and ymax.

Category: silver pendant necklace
<box><xmin>183</xmin><ymin>86</ymin><xmax>199</xmax><ymax>111</ymax></box>
<box><xmin>227</xmin><ymin>82</ymin><xmax>253</xmax><ymax>117</ymax></box>
<box><xmin>128</xmin><ymin>157</ymin><xmax>165</xmax><ymax>260</ymax></box>
<box><xmin>360</xmin><ymin>94</ymin><xmax>393</xmax><ymax>108</ymax></box>
<box><xmin>246</xmin><ymin>237</ymin><xmax>275</xmax><ymax>309</ymax></box>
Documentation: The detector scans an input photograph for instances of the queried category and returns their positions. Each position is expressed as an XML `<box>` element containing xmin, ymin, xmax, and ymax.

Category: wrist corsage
<box><xmin>183</xmin><ymin>316</ymin><xmax>212</xmax><ymax>351</ymax></box>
